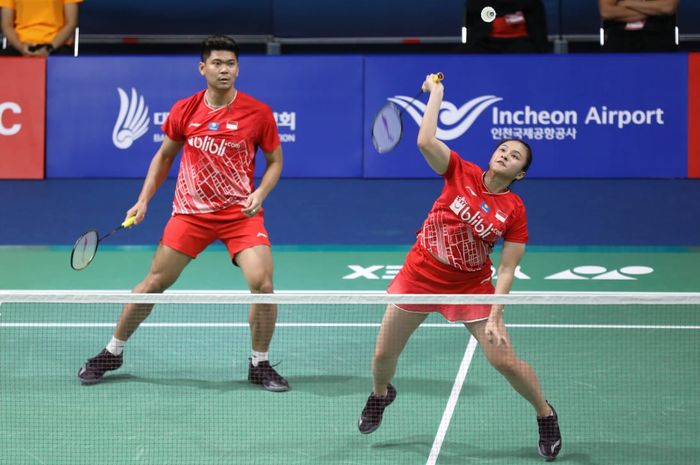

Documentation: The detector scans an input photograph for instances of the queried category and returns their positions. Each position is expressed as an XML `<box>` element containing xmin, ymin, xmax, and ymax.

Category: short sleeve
<box><xmin>503</xmin><ymin>203</ymin><xmax>528</xmax><ymax>243</ymax></box>
<box><xmin>443</xmin><ymin>150</ymin><xmax>481</xmax><ymax>180</ymax></box>
<box><xmin>258</xmin><ymin>107</ymin><xmax>280</xmax><ymax>153</ymax></box>
<box><xmin>442</xmin><ymin>151</ymin><xmax>462</xmax><ymax>179</ymax></box>
<box><xmin>161</xmin><ymin>101</ymin><xmax>185</xmax><ymax>142</ymax></box>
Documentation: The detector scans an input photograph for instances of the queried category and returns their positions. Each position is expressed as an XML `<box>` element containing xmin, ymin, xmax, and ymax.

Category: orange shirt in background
<box><xmin>0</xmin><ymin>0</ymin><xmax>82</xmax><ymax>44</ymax></box>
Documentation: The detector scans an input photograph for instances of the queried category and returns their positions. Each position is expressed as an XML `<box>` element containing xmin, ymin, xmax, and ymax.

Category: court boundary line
<box><xmin>1</xmin><ymin>323</ymin><xmax>699</xmax><ymax>329</ymax></box>
<box><xmin>426</xmin><ymin>335</ymin><xmax>478</xmax><ymax>465</ymax></box>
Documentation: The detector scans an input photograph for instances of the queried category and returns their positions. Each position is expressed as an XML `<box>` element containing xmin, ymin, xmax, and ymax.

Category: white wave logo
<box><xmin>112</xmin><ymin>88</ymin><xmax>150</xmax><ymax>149</ymax></box>
<box><xmin>388</xmin><ymin>95</ymin><xmax>502</xmax><ymax>140</ymax></box>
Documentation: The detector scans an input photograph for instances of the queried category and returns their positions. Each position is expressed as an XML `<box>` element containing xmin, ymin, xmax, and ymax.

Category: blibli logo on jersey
<box><xmin>449</xmin><ymin>195</ymin><xmax>501</xmax><ymax>239</ymax></box>
<box><xmin>187</xmin><ymin>135</ymin><xmax>226</xmax><ymax>156</ymax></box>
<box><xmin>449</xmin><ymin>196</ymin><xmax>468</xmax><ymax>214</ymax></box>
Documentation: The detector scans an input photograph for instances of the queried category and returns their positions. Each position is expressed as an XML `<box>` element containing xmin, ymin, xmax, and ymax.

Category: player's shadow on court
<box><xmin>371</xmin><ymin>439</ymin><xmax>700</xmax><ymax>464</ymax></box>
<box><xmin>90</xmin><ymin>374</ymin><xmax>488</xmax><ymax>398</ymax></box>
<box><xmin>93</xmin><ymin>373</ymin><xmax>259</xmax><ymax>391</ymax></box>
<box><xmin>288</xmin><ymin>376</ymin><xmax>487</xmax><ymax>397</ymax></box>
<box><xmin>556</xmin><ymin>441</ymin><xmax>700</xmax><ymax>465</ymax></box>
<box><xmin>371</xmin><ymin>439</ymin><xmax>539</xmax><ymax>463</ymax></box>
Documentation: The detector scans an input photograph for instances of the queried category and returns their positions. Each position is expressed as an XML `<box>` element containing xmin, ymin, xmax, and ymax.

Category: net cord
<box><xmin>1</xmin><ymin>291</ymin><xmax>700</xmax><ymax>305</ymax></box>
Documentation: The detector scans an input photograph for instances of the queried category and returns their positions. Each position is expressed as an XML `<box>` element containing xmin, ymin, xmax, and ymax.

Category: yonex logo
<box><xmin>112</xmin><ymin>88</ymin><xmax>150</xmax><ymax>150</ymax></box>
<box><xmin>342</xmin><ymin>265</ymin><xmax>402</xmax><ymax>280</ymax></box>
<box><xmin>342</xmin><ymin>265</ymin><xmax>654</xmax><ymax>281</ymax></box>
<box><xmin>342</xmin><ymin>265</ymin><xmax>530</xmax><ymax>280</ymax></box>
<box><xmin>545</xmin><ymin>266</ymin><xmax>653</xmax><ymax>280</ymax></box>
<box><xmin>388</xmin><ymin>95</ymin><xmax>502</xmax><ymax>140</ymax></box>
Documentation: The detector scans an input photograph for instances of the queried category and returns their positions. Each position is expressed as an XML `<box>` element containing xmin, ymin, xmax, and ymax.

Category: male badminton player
<box><xmin>78</xmin><ymin>35</ymin><xmax>288</xmax><ymax>392</ymax></box>
<box><xmin>358</xmin><ymin>74</ymin><xmax>562</xmax><ymax>460</ymax></box>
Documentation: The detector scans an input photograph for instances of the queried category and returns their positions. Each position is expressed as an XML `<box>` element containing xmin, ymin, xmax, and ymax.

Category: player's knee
<box><xmin>140</xmin><ymin>272</ymin><xmax>175</xmax><ymax>293</ymax></box>
<box><xmin>248</xmin><ymin>274</ymin><xmax>273</xmax><ymax>294</ymax></box>
<box><xmin>373</xmin><ymin>347</ymin><xmax>399</xmax><ymax>366</ymax></box>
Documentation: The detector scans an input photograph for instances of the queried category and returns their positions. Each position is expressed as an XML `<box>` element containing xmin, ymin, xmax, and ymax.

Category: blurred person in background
<box><xmin>0</xmin><ymin>0</ymin><xmax>81</xmax><ymax>56</ymax></box>
<box><xmin>464</xmin><ymin>0</ymin><xmax>550</xmax><ymax>53</ymax></box>
<box><xmin>599</xmin><ymin>0</ymin><xmax>679</xmax><ymax>52</ymax></box>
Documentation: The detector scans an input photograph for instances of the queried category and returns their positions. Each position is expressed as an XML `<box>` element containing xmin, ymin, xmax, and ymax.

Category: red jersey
<box><xmin>417</xmin><ymin>151</ymin><xmax>528</xmax><ymax>272</ymax></box>
<box><xmin>162</xmin><ymin>89</ymin><xmax>280</xmax><ymax>215</ymax></box>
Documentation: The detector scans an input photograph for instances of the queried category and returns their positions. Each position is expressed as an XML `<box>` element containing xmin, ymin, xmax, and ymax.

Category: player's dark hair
<box><xmin>201</xmin><ymin>35</ymin><xmax>239</xmax><ymax>62</ymax></box>
<box><xmin>497</xmin><ymin>139</ymin><xmax>533</xmax><ymax>173</ymax></box>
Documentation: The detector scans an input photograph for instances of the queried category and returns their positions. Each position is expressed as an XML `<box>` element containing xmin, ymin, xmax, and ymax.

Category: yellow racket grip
<box><xmin>122</xmin><ymin>216</ymin><xmax>136</xmax><ymax>228</ymax></box>
<box><xmin>433</xmin><ymin>72</ymin><xmax>445</xmax><ymax>82</ymax></box>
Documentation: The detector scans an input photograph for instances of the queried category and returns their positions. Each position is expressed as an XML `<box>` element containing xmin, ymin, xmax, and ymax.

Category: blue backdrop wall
<box><xmin>1</xmin><ymin>178</ymin><xmax>699</xmax><ymax>246</ymax></box>
<box><xmin>46</xmin><ymin>54</ymin><xmax>690</xmax><ymax>179</ymax></box>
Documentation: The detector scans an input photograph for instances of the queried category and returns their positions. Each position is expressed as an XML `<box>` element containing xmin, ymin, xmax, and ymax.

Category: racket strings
<box><xmin>371</xmin><ymin>103</ymin><xmax>403</xmax><ymax>153</ymax></box>
<box><xmin>71</xmin><ymin>230</ymin><xmax>99</xmax><ymax>270</ymax></box>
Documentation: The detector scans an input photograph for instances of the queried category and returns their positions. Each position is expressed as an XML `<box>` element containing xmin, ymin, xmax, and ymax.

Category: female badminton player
<box><xmin>358</xmin><ymin>74</ymin><xmax>562</xmax><ymax>461</ymax></box>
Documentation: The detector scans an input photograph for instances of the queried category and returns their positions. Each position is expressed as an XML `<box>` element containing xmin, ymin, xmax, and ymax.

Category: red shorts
<box><xmin>387</xmin><ymin>244</ymin><xmax>494</xmax><ymax>323</ymax></box>
<box><xmin>161</xmin><ymin>205</ymin><xmax>271</xmax><ymax>261</ymax></box>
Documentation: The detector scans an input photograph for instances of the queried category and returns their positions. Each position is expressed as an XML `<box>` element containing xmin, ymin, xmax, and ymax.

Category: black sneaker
<box><xmin>537</xmin><ymin>401</ymin><xmax>562</xmax><ymax>461</ymax></box>
<box><xmin>248</xmin><ymin>360</ymin><xmax>289</xmax><ymax>392</ymax></box>
<box><xmin>358</xmin><ymin>384</ymin><xmax>397</xmax><ymax>434</ymax></box>
<box><xmin>78</xmin><ymin>348</ymin><xmax>123</xmax><ymax>385</ymax></box>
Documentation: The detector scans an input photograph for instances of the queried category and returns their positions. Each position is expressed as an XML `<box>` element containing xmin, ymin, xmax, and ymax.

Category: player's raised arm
<box><xmin>416</xmin><ymin>74</ymin><xmax>451</xmax><ymax>175</ymax></box>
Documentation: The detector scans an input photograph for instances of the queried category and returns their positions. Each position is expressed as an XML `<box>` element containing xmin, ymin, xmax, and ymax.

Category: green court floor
<box><xmin>1</xmin><ymin>246</ymin><xmax>699</xmax><ymax>464</ymax></box>
<box><xmin>1</xmin><ymin>245</ymin><xmax>699</xmax><ymax>291</ymax></box>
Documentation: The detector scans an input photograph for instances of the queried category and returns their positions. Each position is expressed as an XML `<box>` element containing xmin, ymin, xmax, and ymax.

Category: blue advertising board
<box><xmin>47</xmin><ymin>54</ymin><xmax>689</xmax><ymax>179</ymax></box>
<box><xmin>46</xmin><ymin>55</ymin><xmax>363</xmax><ymax>178</ymax></box>
<box><xmin>363</xmin><ymin>54</ymin><xmax>688</xmax><ymax>178</ymax></box>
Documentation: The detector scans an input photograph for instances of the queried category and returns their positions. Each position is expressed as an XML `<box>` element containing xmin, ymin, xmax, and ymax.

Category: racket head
<box><xmin>70</xmin><ymin>229</ymin><xmax>99</xmax><ymax>271</ymax></box>
<box><xmin>371</xmin><ymin>102</ymin><xmax>404</xmax><ymax>154</ymax></box>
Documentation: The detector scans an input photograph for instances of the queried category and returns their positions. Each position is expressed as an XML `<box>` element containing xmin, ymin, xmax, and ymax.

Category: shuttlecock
<box><xmin>481</xmin><ymin>6</ymin><xmax>496</xmax><ymax>23</ymax></box>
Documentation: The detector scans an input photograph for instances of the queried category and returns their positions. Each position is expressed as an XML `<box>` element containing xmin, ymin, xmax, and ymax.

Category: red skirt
<box><xmin>387</xmin><ymin>244</ymin><xmax>494</xmax><ymax>323</ymax></box>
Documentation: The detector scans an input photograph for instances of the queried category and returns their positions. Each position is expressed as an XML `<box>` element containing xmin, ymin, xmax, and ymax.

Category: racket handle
<box><xmin>434</xmin><ymin>72</ymin><xmax>445</xmax><ymax>82</ymax></box>
<box><xmin>122</xmin><ymin>216</ymin><xmax>136</xmax><ymax>228</ymax></box>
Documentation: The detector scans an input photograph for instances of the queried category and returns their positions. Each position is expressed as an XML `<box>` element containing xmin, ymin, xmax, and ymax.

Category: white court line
<box><xmin>0</xmin><ymin>323</ymin><xmax>699</xmax><ymax>329</ymax></box>
<box><xmin>426</xmin><ymin>336</ymin><xmax>479</xmax><ymax>465</ymax></box>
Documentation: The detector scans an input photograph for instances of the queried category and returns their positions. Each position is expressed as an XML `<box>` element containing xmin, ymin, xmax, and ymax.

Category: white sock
<box><xmin>251</xmin><ymin>351</ymin><xmax>268</xmax><ymax>367</ymax></box>
<box><xmin>106</xmin><ymin>336</ymin><xmax>125</xmax><ymax>356</ymax></box>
